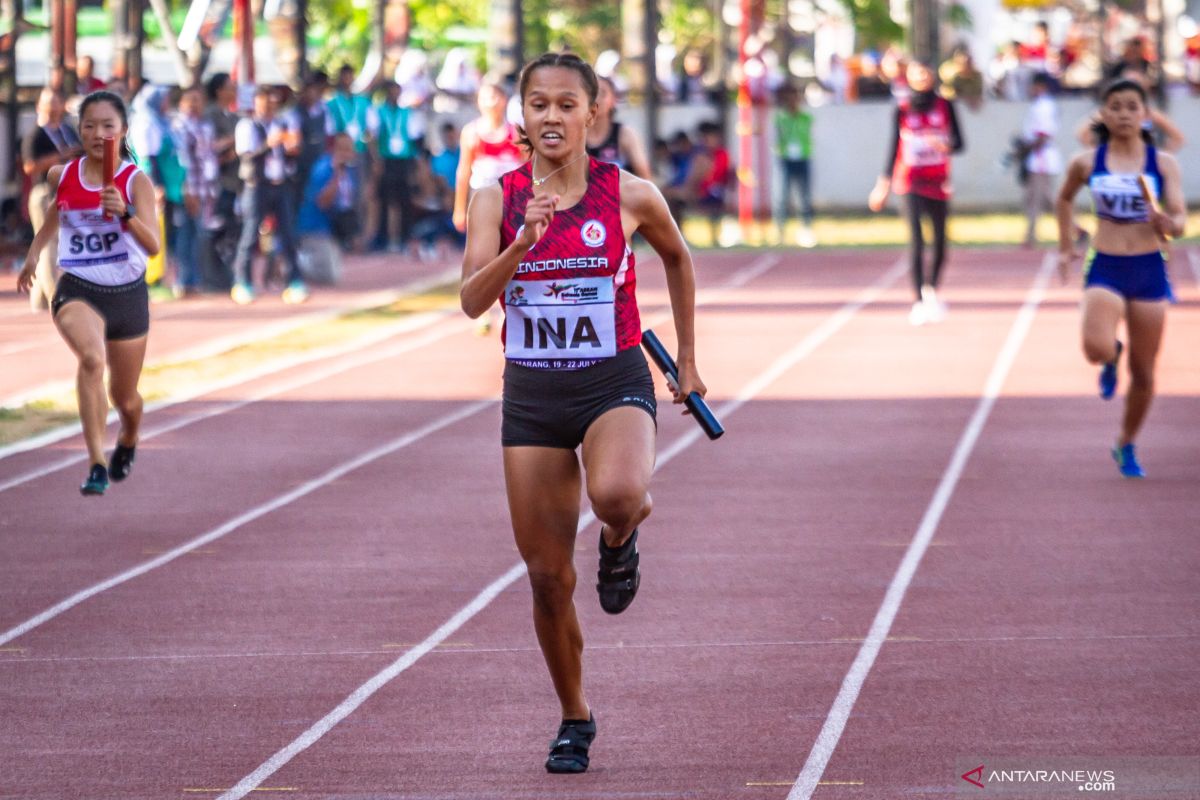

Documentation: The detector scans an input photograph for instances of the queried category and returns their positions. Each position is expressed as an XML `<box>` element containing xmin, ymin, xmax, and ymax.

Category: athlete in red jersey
<box><xmin>17</xmin><ymin>91</ymin><xmax>160</xmax><ymax>495</ymax></box>
<box><xmin>461</xmin><ymin>53</ymin><xmax>705</xmax><ymax>775</ymax></box>
<box><xmin>869</xmin><ymin>60</ymin><xmax>964</xmax><ymax>326</ymax></box>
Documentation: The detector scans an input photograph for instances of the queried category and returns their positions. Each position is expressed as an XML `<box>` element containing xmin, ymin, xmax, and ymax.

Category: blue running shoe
<box><xmin>80</xmin><ymin>463</ymin><xmax>109</xmax><ymax>496</ymax></box>
<box><xmin>1099</xmin><ymin>340</ymin><xmax>1123</xmax><ymax>400</ymax></box>
<box><xmin>1112</xmin><ymin>443</ymin><xmax>1145</xmax><ymax>479</ymax></box>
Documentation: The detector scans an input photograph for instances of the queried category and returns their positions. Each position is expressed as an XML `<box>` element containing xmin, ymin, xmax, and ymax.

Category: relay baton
<box><xmin>1137</xmin><ymin>174</ymin><xmax>1167</xmax><ymax>242</ymax></box>
<box><xmin>641</xmin><ymin>329</ymin><xmax>724</xmax><ymax>440</ymax></box>
<box><xmin>102</xmin><ymin>137</ymin><xmax>116</xmax><ymax>219</ymax></box>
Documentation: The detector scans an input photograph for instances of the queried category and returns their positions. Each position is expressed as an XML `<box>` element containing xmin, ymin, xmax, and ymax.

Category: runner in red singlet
<box><xmin>460</xmin><ymin>53</ymin><xmax>706</xmax><ymax>775</ymax></box>
<box><xmin>17</xmin><ymin>91</ymin><xmax>160</xmax><ymax>495</ymax></box>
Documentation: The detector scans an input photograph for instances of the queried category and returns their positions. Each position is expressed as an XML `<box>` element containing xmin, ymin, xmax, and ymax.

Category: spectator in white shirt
<box><xmin>1021</xmin><ymin>72</ymin><xmax>1063</xmax><ymax>248</ymax></box>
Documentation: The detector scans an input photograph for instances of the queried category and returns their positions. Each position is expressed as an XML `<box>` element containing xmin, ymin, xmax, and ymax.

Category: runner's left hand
<box><xmin>673</xmin><ymin>359</ymin><xmax>707</xmax><ymax>411</ymax></box>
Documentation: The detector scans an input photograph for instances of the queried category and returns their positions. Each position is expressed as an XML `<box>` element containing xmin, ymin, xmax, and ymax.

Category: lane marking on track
<box><xmin>0</xmin><ymin>400</ymin><xmax>493</xmax><ymax>649</ymax></box>
<box><xmin>213</xmin><ymin>257</ymin><xmax>906</xmax><ymax>800</ymax></box>
<box><xmin>0</xmin><ymin>269</ymin><xmax>460</xmax><ymax>411</ymax></box>
<box><xmin>0</xmin><ymin>312</ymin><xmax>467</xmax><ymax>492</ymax></box>
<box><xmin>0</xmin><ymin>251</ymin><xmax>781</xmax><ymax>486</ymax></box>
<box><xmin>2</xmin><ymin>631</ymin><xmax>1195</xmax><ymax>667</ymax></box>
<box><xmin>747</xmin><ymin>780</ymin><xmax>864</xmax><ymax>787</ymax></box>
<box><xmin>785</xmin><ymin>252</ymin><xmax>1056</xmax><ymax>800</ymax></box>
<box><xmin>0</xmin><ymin>253</ymin><xmax>784</xmax><ymax>646</ymax></box>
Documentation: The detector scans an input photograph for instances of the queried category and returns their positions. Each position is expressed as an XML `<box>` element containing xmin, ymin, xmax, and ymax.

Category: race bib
<box><xmin>1090</xmin><ymin>174</ymin><xmax>1152</xmax><ymax>222</ymax></box>
<box><xmin>504</xmin><ymin>276</ymin><xmax>616</xmax><ymax>366</ymax></box>
<box><xmin>390</xmin><ymin>132</ymin><xmax>405</xmax><ymax>156</ymax></box>
<box><xmin>58</xmin><ymin>209</ymin><xmax>130</xmax><ymax>268</ymax></box>
<box><xmin>902</xmin><ymin>131</ymin><xmax>949</xmax><ymax>168</ymax></box>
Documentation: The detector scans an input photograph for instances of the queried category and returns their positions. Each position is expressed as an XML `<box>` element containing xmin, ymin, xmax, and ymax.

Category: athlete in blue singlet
<box><xmin>1055</xmin><ymin>78</ymin><xmax>1187</xmax><ymax>478</ymax></box>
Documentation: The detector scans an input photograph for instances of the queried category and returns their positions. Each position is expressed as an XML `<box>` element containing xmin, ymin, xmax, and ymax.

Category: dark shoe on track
<box><xmin>80</xmin><ymin>464</ymin><xmax>109</xmax><ymax>496</ymax></box>
<box><xmin>545</xmin><ymin>714</ymin><xmax>596</xmax><ymax>774</ymax></box>
<box><xmin>1099</xmin><ymin>340</ymin><xmax>1123</xmax><ymax>400</ymax></box>
<box><xmin>597</xmin><ymin>527</ymin><xmax>640</xmax><ymax>615</ymax></box>
<box><xmin>109</xmin><ymin>443</ymin><xmax>136</xmax><ymax>482</ymax></box>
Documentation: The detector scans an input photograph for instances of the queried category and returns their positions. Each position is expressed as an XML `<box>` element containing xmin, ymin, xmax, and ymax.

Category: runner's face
<box><xmin>79</xmin><ymin>101</ymin><xmax>124</xmax><ymax>158</ymax></box>
<box><xmin>1100</xmin><ymin>89</ymin><xmax>1146</xmax><ymax>139</ymax></box>
<box><xmin>522</xmin><ymin>67</ymin><xmax>596</xmax><ymax>162</ymax></box>
<box><xmin>907</xmin><ymin>63</ymin><xmax>934</xmax><ymax>92</ymax></box>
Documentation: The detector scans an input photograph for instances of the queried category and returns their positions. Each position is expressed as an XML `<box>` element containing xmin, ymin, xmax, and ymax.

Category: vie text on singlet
<box><xmin>499</xmin><ymin>158</ymin><xmax>641</xmax><ymax>370</ymax></box>
<box><xmin>1088</xmin><ymin>143</ymin><xmax>1161</xmax><ymax>224</ymax></box>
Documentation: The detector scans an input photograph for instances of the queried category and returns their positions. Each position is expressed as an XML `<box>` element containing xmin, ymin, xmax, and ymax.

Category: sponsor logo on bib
<box><xmin>581</xmin><ymin>219</ymin><xmax>606</xmax><ymax>248</ymax></box>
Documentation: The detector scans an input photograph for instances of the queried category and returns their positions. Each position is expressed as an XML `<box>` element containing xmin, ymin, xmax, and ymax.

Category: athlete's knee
<box><xmin>78</xmin><ymin>350</ymin><xmax>105</xmax><ymax>377</ymax></box>
<box><xmin>1082</xmin><ymin>337</ymin><xmax>1116</xmax><ymax>364</ymax></box>
<box><xmin>112</xmin><ymin>391</ymin><xmax>143</xmax><ymax>419</ymax></box>
<box><xmin>526</xmin><ymin>564</ymin><xmax>576</xmax><ymax>613</ymax></box>
<box><xmin>588</xmin><ymin>481</ymin><xmax>650</xmax><ymax>528</ymax></box>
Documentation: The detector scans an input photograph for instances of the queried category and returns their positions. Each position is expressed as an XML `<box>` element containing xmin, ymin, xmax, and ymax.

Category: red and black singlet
<box><xmin>499</xmin><ymin>158</ymin><xmax>640</xmax><ymax>370</ymax></box>
<box><xmin>891</xmin><ymin>97</ymin><xmax>954</xmax><ymax>201</ymax></box>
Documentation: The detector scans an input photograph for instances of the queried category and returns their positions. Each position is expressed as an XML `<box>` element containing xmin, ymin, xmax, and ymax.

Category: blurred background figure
<box><xmin>1020</xmin><ymin>72</ymin><xmax>1062</xmax><ymax>248</ymax></box>
<box><xmin>586</xmin><ymin>76</ymin><xmax>652</xmax><ymax>179</ymax></box>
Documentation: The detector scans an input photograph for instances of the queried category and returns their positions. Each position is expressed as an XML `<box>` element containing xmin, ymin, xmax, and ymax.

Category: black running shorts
<box><xmin>52</xmin><ymin>272</ymin><xmax>150</xmax><ymax>341</ymax></box>
<box><xmin>502</xmin><ymin>345</ymin><xmax>657</xmax><ymax>449</ymax></box>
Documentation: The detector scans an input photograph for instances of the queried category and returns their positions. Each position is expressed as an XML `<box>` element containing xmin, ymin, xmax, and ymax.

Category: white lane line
<box><xmin>786</xmin><ymin>253</ymin><xmax>1056</xmax><ymax>800</ymax></box>
<box><xmin>0</xmin><ymin>253</ymin><xmax>780</xmax><ymax>486</ymax></box>
<box><xmin>0</xmin><ymin>399</ymin><xmax>494</xmax><ymax>649</ymax></box>
<box><xmin>215</xmin><ymin>257</ymin><xmax>905</xmax><ymax>800</ymax></box>
<box><xmin>0</xmin><ymin>311</ymin><xmax>466</xmax><ymax>493</ymax></box>
<box><xmin>0</xmin><ymin>253</ymin><xmax>785</xmax><ymax>638</ymax></box>
<box><xmin>0</xmin><ymin>269</ymin><xmax>459</xmax><ymax>411</ymax></box>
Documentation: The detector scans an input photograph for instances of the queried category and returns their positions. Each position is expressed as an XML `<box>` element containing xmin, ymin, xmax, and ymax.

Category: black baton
<box><xmin>641</xmin><ymin>330</ymin><xmax>724</xmax><ymax>440</ymax></box>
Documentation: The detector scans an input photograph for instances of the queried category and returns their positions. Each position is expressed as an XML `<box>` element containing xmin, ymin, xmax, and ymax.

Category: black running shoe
<box><xmin>109</xmin><ymin>443</ymin><xmax>136</xmax><ymax>482</ymax></box>
<box><xmin>596</xmin><ymin>528</ymin><xmax>640</xmax><ymax>615</ymax></box>
<box><xmin>80</xmin><ymin>464</ymin><xmax>109</xmax><ymax>496</ymax></box>
<box><xmin>545</xmin><ymin>714</ymin><xmax>596</xmax><ymax>774</ymax></box>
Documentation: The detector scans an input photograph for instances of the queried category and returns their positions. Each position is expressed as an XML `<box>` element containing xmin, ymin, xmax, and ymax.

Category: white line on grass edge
<box><xmin>785</xmin><ymin>252</ymin><xmax>1055</xmax><ymax>800</ymax></box>
<box><xmin>215</xmin><ymin>257</ymin><xmax>907</xmax><ymax>800</ymax></box>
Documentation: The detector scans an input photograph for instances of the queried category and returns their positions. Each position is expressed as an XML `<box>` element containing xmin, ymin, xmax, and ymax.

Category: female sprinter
<box><xmin>585</xmin><ymin>75</ymin><xmax>653</xmax><ymax>179</ymax></box>
<box><xmin>16</xmin><ymin>91</ymin><xmax>160</xmax><ymax>495</ymax></box>
<box><xmin>460</xmin><ymin>53</ymin><xmax>705</xmax><ymax>774</ymax></box>
<box><xmin>868</xmin><ymin>60</ymin><xmax>964</xmax><ymax>325</ymax></box>
<box><xmin>1056</xmin><ymin>78</ymin><xmax>1185</xmax><ymax>478</ymax></box>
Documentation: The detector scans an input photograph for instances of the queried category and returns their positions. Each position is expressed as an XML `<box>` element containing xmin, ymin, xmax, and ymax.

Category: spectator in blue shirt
<box><xmin>430</xmin><ymin>121</ymin><xmax>460</xmax><ymax>193</ymax></box>
<box><xmin>296</xmin><ymin>133</ymin><xmax>359</xmax><ymax>285</ymax></box>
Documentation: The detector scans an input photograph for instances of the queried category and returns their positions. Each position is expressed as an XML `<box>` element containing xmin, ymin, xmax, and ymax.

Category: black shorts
<box><xmin>502</xmin><ymin>345</ymin><xmax>657</xmax><ymax>450</ymax></box>
<box><xmin>52</xmin><ymin>272</ymin><xmax>150</xmax><ymax>341</ymax></box>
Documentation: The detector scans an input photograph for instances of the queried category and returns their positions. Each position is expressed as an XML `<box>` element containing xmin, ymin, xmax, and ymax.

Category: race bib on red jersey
<box><xmin>504</xmin><ymin>277</ymin><xmax>616</xmax><ymax>367</ymax></box>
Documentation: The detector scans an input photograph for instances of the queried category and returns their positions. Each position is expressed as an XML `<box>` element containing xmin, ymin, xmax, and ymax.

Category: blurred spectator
<box><xmin>434</xmin><ymin>47</ymin><xmax>481</xmax><ymax>113</ymax></box>
<box><xmin>132</xmin><ymin>84</ymin><xmax>185</xmax><ymax>279</ymax></box>
<box><xmin>855</xmin><ymin>55</ymin><xmax>892</xmax><ymax>101</ymax></box>
<box><xmin>232</xmin><ymin>86</ymin><xmax>306</xmax><ymax>305</ymax></box>
<box><xmin>1020</xmin><ymin>22</ymin><xmax>1054</xmax><ymax>72</ymax></box>
<box><xmin>675</xmin><ymin>49</ymin><xmax>720</xmax><ymax>104</ymax></box>
<box><xmin>408</xmin><ymin>155</ymin><xmax>461</xmax><ymax>261</ymax></box>
<box><xmin>430</xmin><ymin>121</ymin><xmax>460</xmax><ymax>193</ymax></box>
<box><xmin>204</xmin><ymin>72</ymin><xmax>241</xmax><ymax>290</ymax></box>
<box><xmin>667</xmin><ymin>121</ymin><xmax>730</xmax><ymax>245</ymax></box>
<box><xmin>75</xmin><ymin>55</ymin><xmax>105</xmax><ymax>94</ymax></box>
<box><xmin>1106</xmin><ymin>36</ymin><xmax>1152</xmax><ymax>83</ymax></box>
<box><xmin>172</xmin><ymin>86</ymin><xmax>218</xmax><ymax>296</ymax></box>
<box><xmin>826</xmin><ymin>54</ymin><xmax>850</xmax><ymax>104</ymax></box>
<box><xmin>880</xmin><ymin>47</ymin><xmax>910</xmax><ymax>101</ymax></box>
<box><xmin>989</xmin><ymin>41</ymin><xmax>1024</xmax><ymax>100</ymax></box>
<box><xmin>1020</xmin><ymin>73</ymin><xmax>1062</xmax><ymax>248</ymax></box>
<box><xmin>296</xmin><ymin>133</ymin><xmax>360</xmax><ymax>284</ymax></box>
<box><xmin>21</xmin><ymin>88</ymin><xmax>81</xmax><ymax>310</ymax></box>
<box><xmin>773</xmin><ymin>84</ymin><xmax>814</xmax><ymax>246</ymax></box>
<box><xmin>374</xmin><ymin>80</ymin><xmax>420</xmax><ymax>251</ymax></box>
<box><xmin>939</xmin><ymin>46</ymin><xmax>984</xmax><ymax>111</ymax></box>
<box><xmin>292</xmin><ymin>71</ymin><xmax>334</xmax><ymax>217</ymax></box>
<box><xmin>327</xmin><ymin>64</ymin><xmax>379</xmax><ymax>250</ymax></box>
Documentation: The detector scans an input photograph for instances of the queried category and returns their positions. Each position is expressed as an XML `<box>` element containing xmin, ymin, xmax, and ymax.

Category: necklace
<box><xmin>531</xmin><ymin>153</ymin><xmax>587</xmax><ymax>188</ymax></box>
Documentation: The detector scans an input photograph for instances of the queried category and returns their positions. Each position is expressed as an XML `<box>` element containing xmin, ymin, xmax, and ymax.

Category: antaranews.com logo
<box><xmin>955</xmin><ymin>756</ymin><xmax>1200</xmax><ymax>796</ymax></box>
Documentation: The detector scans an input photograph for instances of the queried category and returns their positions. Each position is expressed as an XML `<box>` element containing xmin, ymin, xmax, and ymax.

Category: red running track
<box><xmin>0</xmin><ymin>246</ymin><xmax>1197</xmax><ymax>800</ymax></box>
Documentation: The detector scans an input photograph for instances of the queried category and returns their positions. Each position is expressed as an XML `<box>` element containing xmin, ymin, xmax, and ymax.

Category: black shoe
<box><xmin>109</xmin><ymin>443</ymin><xmax>136</xmax><ymax>482</ymax></box>
<box><xmin>80</xmin><ymin>464</ymin><xmax>109</xmax><ymax>496</ymax></box>
<box><xmin>596</xmin><ymin>528</ymin><xmax>640</xmax><ymax>615</ymax></box>
<box><xmin>545</xmin><ymin>713</ymin><xmax>596</xmax><ymax>774</ymax></box>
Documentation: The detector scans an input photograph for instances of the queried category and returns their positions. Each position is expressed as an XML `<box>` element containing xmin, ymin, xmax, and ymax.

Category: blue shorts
<box><xmin>1083</xmin><ymin>250</ymin><xmax>1173</xmax><ymax>302</ymax></box>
